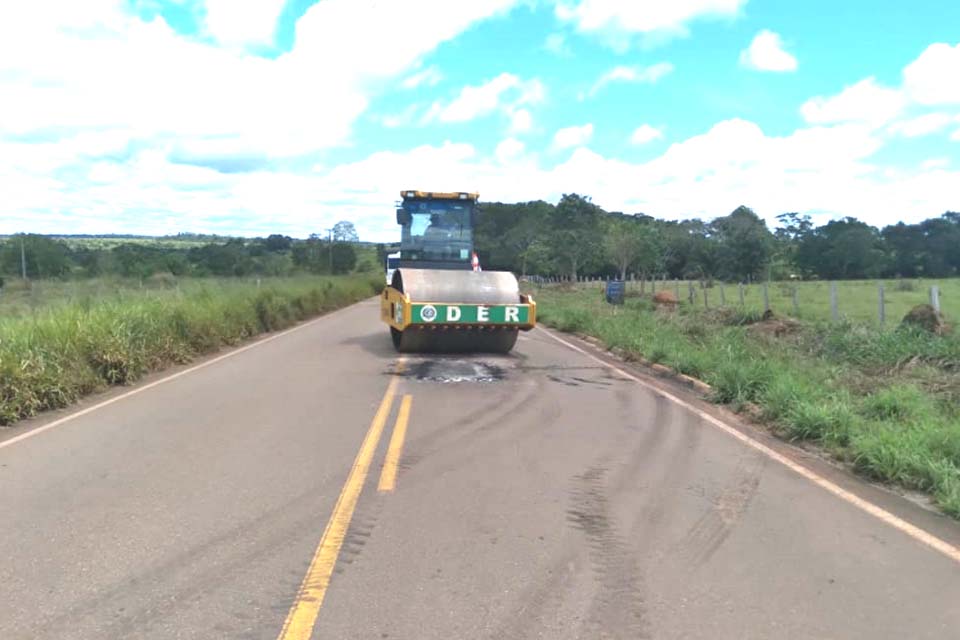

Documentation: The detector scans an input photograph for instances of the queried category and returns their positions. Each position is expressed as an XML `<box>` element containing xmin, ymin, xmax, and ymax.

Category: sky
<box><xmin>1</xmin><ymin>0</ymin><xmax>959</xmax><ymax>241</ymax></box>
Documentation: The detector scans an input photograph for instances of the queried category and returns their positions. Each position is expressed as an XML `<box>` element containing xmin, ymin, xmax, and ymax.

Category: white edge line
<box><xmin>536</xmin><ymin>326</ymin><xmax>960</xmax><ymax>566</ymax></box>
<box><xmin>0</xmin><ymin>301</ymin><xmax>367</xmax><ymax>451</ymax></box>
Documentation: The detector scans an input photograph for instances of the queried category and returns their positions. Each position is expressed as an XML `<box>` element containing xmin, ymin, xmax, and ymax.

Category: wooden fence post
<box><xmin>878</xmin><ymin>282</ymin><xmax>886</xmax><ymax>327</ymax></box>
<box><xmin>830</xmin><ymin>282</ymin><xmax>839</xmax><ymax>321</ymax></box>
<box><xmin>792</xmin><ymin>286</ymin><xmax>799</xmax><ymax>317</ymax></box>
<box><xmin>930</xmin><ymin>285</ymin><xmax>941</xmax><ymax>313</ymax></box>
<box><xmin>688</xmin><ymin>281</ymin><xmax>695</xmax><ymax>304</ymax></box>
<box><xmin>762</xmin><ymin>282</ymin><xmax>770</xmax><ymax>312</ymax></box>
<box><xmin>719</xmin><ymin>282</ymin><xmax>726</xmax><ymax>306</ymax></box>
<box><xmin>674</xmin><ymin>281</ymin><xmax>681</xmax><ymax>301</ymax></box>
<box><xmin>738</xmin><ymin>282</ymin><xmax>745</xmax><ymax>306</ymax></box>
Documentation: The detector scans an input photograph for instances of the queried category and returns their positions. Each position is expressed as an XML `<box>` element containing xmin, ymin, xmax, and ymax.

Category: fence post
<box><xmin>930</xmin><ymin>286</ymin><xmax>941</xmax><ymax>313</ymax></box>
<box><xmin>688</xmin><ymin>281</ymin><xmax>695</xmax><ymax>304</ymax></box>
<box><xmin>703</xmin><ymin>287</ymin><xmax>709</xmax><ymax>309</ymax></box>
<box><xmin>830</xmin><ymin>282</ymin><xmax>839</xmax><ymax>321</ymax></box>
<box><xmin>878</xmin><ymin>282</ymin><xmax>885</xmax><ymax>327</ymax></box>
<box><xmin>651</xmin><ymin>277</ymin><xmax>656</xmax><ymax>294</ymax></box>
<box><xmin>762</xmin><ymin>282</ymin><xmax>770</xmax><ymax>312</ymax></box>
<box><xmin>792</xmin><ymin>286</ymin><xmax>799</xmax><ymax>317</ymax></box>
<box><xmin>674</xmin><ymin>281</ymin><xmax>680</xmax><ymax>301</ymax></box>
<box><xmin>719</xmin><ymin>282</ymin><xmax>726</xmax><ymax>306</ymax></box>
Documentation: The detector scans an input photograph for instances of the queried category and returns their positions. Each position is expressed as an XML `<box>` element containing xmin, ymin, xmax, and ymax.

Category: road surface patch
<box><xmin>402</xmin><ymin>358</ymin><xmax>506</xmax><ymax>383</ymax></box>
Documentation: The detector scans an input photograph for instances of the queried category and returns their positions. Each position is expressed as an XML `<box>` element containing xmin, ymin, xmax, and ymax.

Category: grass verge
<box><xmin>0</xmin><ymin>275</ymin><xmax>383</xmax><ymax>426</ymax></box>
<box><xmin>533</xmin><ymin>284</ymin><xmax>960</xmax><ymax>518</ymax></box>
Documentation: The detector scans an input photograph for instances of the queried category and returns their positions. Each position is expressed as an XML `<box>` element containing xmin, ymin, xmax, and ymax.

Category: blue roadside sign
<box><xmin>605</xmin><ymin>280</ymin><xmax>625</xmax><ymax>305</ymax></box>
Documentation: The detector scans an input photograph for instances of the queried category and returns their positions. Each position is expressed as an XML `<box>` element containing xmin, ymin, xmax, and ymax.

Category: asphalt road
<box><xmin>2</xmin><ymin>298</ymin><xmax>959</xmax><ymax>639</ymax></box>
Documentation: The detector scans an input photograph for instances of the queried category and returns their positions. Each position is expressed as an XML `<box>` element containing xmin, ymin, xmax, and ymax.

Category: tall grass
<box><xmin>0</xmin><ymin>276</ymin><xmax>382</xmax><ymax>426</ymax></box>
<box><xmin>533</xmin><ymin>285</ymin><xmax>960</xmax><ymax>517</ymax></box>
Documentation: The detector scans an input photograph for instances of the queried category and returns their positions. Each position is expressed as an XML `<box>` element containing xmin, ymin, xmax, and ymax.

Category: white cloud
<box><xmin>801</xmin><ymin>78</ymin><xmax>906</xmax><ymax>128</ymax></box>
<box><xmin>402</xmin><ymin>65</ymin><xmax>444</xmax><ymax>89</ymax></box>
<box><xmin>0</xmin><ymin>0</ymin><xmax>523</xmax><ymax>157</ymax></box>
<box><xmin>509</xmin><ymin>109</ymin><xmax>533</xmax><ymax>134</ymax></box>
<box><xmin>553</xmin><ymin>123</ymin><xmax>594</xmax><ymax>149</ymax></box>
<box><xmin>952</xmin><ymin>129</ymin><xmax>960</xmax><ymax>142</ymax></box>
<box><xmin>630</xmin><ymin>124</ymin><xmax>663</xmax><ymax>144</ymax></box>
<box><xmin>495</xmin><ymin>138</ymin><xmax>526</xmax><ymax>163</ymax></box>
<box><xmin>3</xmin><ymin>2</ymin><xmax>958</xmax><ymax>240</ymax></box>
<box><xmin>903</xmin><ymin>42</ymin><xmax>960</xmax><ymax>105</ymax></box>
<box><xmin>423</xmin><ymin>74</ymin><xmax>544</xmax><ymax>124</ymax></box>
<box><xmin>556</xmin><ymin>0</ymin><xmax>747</xmax><ymax>47</ymax></box>
<box><xmin>293</xmin><ymin>118</ymin><xmax>954</xmax><ymax>239</ymax></box>
<box><xmin>587</xmin><ymin>63</ymin><xmax>674</xmax><ymax>97</ymax></box>
<box><xmin>888</xmin><ymin>113</ymin><xmax>955</xmax><ymax>137</ymax></box>
<box><xmin>0</xmin><ymin>0</ymin><xmax>531</xmax><ymax>236</ymax></box>
<box><xmin>4</xmin><ymin>116</ymin><xmax>958</xmax><ymax>239</ymax></box>
<box><xmin>739</xmin><ymin>30</ymin><xmax>797</xmax><ymax>72</ymax></box>
<box><xmin>922</xmin><ymin>158</ymin><xmax>949</xmax><ymax>170</ymax></box>
<box><xmin>204</xmin><ymin>0</ymin><xmax>286</xmax><ymax>47</ymax></box>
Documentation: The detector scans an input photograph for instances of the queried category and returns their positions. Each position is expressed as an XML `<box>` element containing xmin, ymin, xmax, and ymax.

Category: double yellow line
<box><xmin>276</xmin><ymin>361</ymin><xmax>413</xmax><ymax>640</ymax></box>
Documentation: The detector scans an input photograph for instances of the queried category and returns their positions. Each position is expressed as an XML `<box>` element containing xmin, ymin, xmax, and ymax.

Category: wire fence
<box><xmin>523</xmin><ymin>274</ymin><xmax>957</xmax><ymax>327</ymax></box>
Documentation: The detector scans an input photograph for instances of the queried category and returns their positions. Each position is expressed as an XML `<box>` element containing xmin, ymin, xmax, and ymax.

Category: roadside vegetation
<box><xmin>0</xmin><ymin>221</ymin><xmax>382</xmax><ymax>282</ymax></box>
<box><xmin>477</xmin><ymin>196</ymin><xmax>959</xmax><ymax>283</ymax></box>
<box><xmin>533</xmin><ymin>284</ymin><xmax>960</xmax><ymax>518</ymax></box>
<box><xmin>0</xmin><ymin>275</ymin><xmax>383</xmax><ymax>426</ymax></box>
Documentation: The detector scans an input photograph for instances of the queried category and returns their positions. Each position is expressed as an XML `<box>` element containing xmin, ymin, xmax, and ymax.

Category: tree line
<box><xmin>475</xmin><ymin>194</ymin><xmax>960</xmax><ymax>281</ymax></box>
<box><xmin>3</xmin><ymin>201</ymin><xmax>957</xmax><ymax>284</ymax></box>
<box><xmin>0</xmin><ymin>221</ymin><xmax>366</xmax><ymax>281</ymax></box>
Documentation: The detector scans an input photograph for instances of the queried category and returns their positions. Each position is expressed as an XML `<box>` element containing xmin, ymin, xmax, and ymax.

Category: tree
<box><xmin>797</xmin><ymin>218</ymin><xmax>888</xmax><ymax>279</ymax></box>
<box><xmin>605</xmin><ymin>217</ymin><xmax>660</xmax><ymax>280</ymax></box>
<box><xmin>711</xmin><ymin>206</ymin><xmax>775</xmax><ymax>281</ymax></box>
<box><xmin>263</xmin><ymin>234</ymin><xmax>292</xmax><ymax>252</ymax></box>
<box><xmin>330</xmin><ymin>242</ymin><xmax>357</xmax><ymax>274</ymax></box>
<box><xmin>0</xmin><ymin>234</ymin><xmax>72</xmax><ymax>278</ymax></box>
<box><xmin>548</xmin><ymin>193</ymin><xmax>603</xmax><ymax>280</ymax></box>
<box><xmin>475</xmin><ymin>201</ymin><xmax>552</xmax><ymax>273</ymax></box>
<box><xmin>882</xmin><ymin>222</ymin><xmax>926</xmax><ymax>277</ymax></box>
<box><xmin>332</xmin><ymin>221</ymin><xmax>359</xmax><ymax>243</ymax></box>
<box><xmin>656</xmin><ymin>219</ymin><xmax>717</xmax><ymax>280</ymax></box>
<box><xmin>772</xmin><ymin>213</ymin><xmax>813</xmax><ymax>277</ymax></box>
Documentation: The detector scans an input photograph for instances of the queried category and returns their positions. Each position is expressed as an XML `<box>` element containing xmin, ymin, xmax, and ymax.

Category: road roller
<box><xmin>380</xmin><ymin>190</ymin><xmax>536</xmax><ymax>353</ymax></box>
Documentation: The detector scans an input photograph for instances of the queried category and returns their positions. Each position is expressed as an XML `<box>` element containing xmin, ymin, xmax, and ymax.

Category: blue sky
<box><xmin>1</xmin><ymin>0</ymin><xmax>958</xmax><ymax>240</ymax></box>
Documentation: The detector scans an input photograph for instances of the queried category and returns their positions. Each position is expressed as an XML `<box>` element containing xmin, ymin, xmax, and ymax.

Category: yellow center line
<box><xmin>378</xmin><ymin>395</ymin><xmax>413</xmax><ymax>493</ymax></box>
<box><xmin>276</xmin><ymin>360</ymin><xmax>405</xmax><ymax>640</ymax></box>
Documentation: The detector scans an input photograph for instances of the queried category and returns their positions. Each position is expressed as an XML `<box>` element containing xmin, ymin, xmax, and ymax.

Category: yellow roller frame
<box><xmin>381</xmin><ymin>286</ymin><xmax>412</xmax><ymax>331</ymax></box>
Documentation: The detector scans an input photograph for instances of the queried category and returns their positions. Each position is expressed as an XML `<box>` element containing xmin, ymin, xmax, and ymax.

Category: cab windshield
<box><xmin>401</xmin><ymin>200</ymin><xmax>473</xmax><ymax>262</ymax></box>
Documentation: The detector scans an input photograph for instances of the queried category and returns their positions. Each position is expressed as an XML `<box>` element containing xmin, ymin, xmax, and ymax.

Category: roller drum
<box><xmin>391</xmin><ymin>268</ymin><xmax>522</xmax><ymax>354</ymax></box>
<box><xmin>392</xmin><ymin>268</ymin><xmax>520</xmax><ymax>305</ymax></box>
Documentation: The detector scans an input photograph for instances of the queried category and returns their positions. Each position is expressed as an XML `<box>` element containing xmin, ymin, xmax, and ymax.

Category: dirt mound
<box><xmin>653</xmin><ymin>291</ymin><xmax>678</xmax><ymax>307</ymax></box>
<box><xmin>747</xmin><ymin>311</ymin><xmax>801</xmax><ymax>339</ymax></box>
<box><xmin>901</xmin><ymin>304</ymin><xmax>951</xmax><ymax>335</ymax></box>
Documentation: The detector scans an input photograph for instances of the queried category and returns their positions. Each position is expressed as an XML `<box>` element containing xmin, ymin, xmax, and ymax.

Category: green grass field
<box><xmin>582</xmin><ymin>277</ymin><xmax>959</xmax><ymax>327</ymax></box>
<box><xmin>0</xmin><ymin>275</ymin><xmax>383</xmax><ymax>426</ymax></box>
<box><xmin>530</xmin><ymin>283</ymin><xmax>960</xmax><ymax>518</ymax></box>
